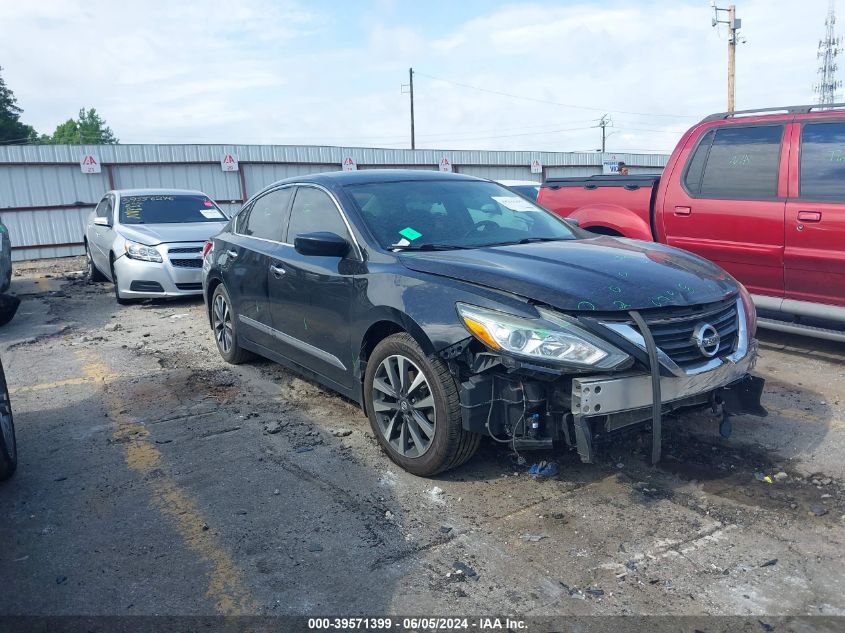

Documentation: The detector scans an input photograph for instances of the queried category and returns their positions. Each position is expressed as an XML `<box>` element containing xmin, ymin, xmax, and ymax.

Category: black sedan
<box><xmin>202</xmin><ymin>170</ymin><xmax>763</xmax><ymax>476</ymax></box>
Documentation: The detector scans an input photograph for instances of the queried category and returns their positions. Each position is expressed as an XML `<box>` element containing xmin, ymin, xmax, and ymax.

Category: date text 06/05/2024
<box><xmin>306</xmin><ymin>617</ymin><xmax>527</xmax><ymax>630</ymax></box>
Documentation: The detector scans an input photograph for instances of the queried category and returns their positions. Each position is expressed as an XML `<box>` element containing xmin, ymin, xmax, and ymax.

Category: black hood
<box><xmin>398</xmin><ymin>236</ymin><xmax>738</xmax><ymax>312</ymax></box>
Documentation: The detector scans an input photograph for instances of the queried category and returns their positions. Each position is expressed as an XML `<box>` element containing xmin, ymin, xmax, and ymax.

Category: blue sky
<box><xmin>0</xmin><ymin>0</ymin><xmax>838</xmax><ymax>152</ymax></box>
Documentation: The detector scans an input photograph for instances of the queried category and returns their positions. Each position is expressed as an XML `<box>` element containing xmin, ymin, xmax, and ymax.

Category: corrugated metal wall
<box><xmin>0</xmin><ymin>144</ymin><xmax>668</xmax><ymax>261</ymax></box>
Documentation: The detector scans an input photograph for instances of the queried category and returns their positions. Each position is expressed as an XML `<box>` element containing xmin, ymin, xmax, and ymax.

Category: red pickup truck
<box><xmin>537</xmin><ymin>104</ymin><xmax>845</xmax><ymax>341</ymax></box>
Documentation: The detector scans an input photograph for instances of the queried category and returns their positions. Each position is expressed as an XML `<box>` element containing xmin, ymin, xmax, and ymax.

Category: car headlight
<box><xmin>738</xmin><ymin>283</ymin><xmax>757</xmax><ymax>340</ymax></box>
<box><xmin>124</xmin><ymin>240</ymin><xmax>163</xmax><ymax>263</ymax></box>
<box><xmin>456</xmin><ymin>303</ymin><xmax>630</xmax><ymax>370</ymax></box>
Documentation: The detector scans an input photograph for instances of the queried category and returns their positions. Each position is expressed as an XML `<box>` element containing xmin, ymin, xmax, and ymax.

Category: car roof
<box><xmin>110</xmin><ymin>188</ymin><xmax>209</xmax><ymax>197</ymax></box>
<box><xmin>279</xmin><ymin>169</ymin><xmax>486</xmax><ymax>187</ymax></box>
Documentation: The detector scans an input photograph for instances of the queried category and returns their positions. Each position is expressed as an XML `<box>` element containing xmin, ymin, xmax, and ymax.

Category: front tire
<box><xmin>211</xmin><ymin>284</ymin><xmax>251</xmax><ymax>364</ymax></box>
<box><xmin>86</xmin><ymin>242</ymin><xmax>107</xmax><ymax>282</ymax></box>
<box><xmin>364</xmin><ymin>333</ymin><xmax>480</xmax><ymax>476</ymax></box>
<box><xmin>0</xmin><ymin>359</ymin><xmax>17</xmax><ymax>481</ymax></box>
<box><xmin>110</xmin><ymin>258</ymin><xmax>131</xmax><ymax>305</ymax></box>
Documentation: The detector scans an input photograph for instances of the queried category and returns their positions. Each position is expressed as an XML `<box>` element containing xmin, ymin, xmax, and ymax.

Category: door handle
<box><xmin>269</xmin><ymin>264</ymin><xmax>286</xmax><ymax>277</ymax></box>
<box><xmin>674</xmin><ymin>206</ymin><xmax>692</xmax><ymax>216</ymax></box>
<box><xmin>797</xmin><ymin>211</ymin><xmax>822</xmax><ymax>222</ymax></box>
<box><xmin>226</xmin><ymin>249</ymin><xmax>239</xmax><ymax>259</ymax></box>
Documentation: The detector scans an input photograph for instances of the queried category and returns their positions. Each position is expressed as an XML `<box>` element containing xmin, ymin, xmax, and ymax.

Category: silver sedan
<box><xmin>84</xmin><ymin>189</ymin><xmax>229</xmax><ymax>304</ymax></box>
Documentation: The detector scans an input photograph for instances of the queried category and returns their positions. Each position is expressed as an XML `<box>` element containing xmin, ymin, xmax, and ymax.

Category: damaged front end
<box><xmin>442</xmin><ymin>295</ymin><xmax>766</xmax><ymax>464</ymax></box>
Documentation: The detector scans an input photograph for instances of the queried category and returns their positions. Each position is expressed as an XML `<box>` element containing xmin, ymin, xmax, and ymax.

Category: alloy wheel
<box><xmin>213</xmin><ymin>293</ymin><xmax>233</xmax><ymax>354</ymax></box>
<box><xmin>371</xmin><ymin>354</ymin><xmax>436</xmax><ymax>458</ymax></box>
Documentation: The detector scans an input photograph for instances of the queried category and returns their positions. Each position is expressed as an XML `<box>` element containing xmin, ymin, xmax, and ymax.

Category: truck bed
<box><xmin>538</xmin><ymin>174</ymin><xmax>661</xmax><ymax>239</ymax></box>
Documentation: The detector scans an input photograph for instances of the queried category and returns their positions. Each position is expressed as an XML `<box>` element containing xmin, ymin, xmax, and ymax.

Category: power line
<box><xmin>414</xmin><ymin>71</ymin><xmax>697</xmax><ymax>119</ymax></box>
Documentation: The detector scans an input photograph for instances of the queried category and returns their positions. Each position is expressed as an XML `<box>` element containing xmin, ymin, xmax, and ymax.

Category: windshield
<box><xmin>344</xmin><ymin>180</ymin><xmax>576</xmax><ymax>249</ymax></box>
<box><xmin>119</xmin><ymin>194</ymin><xmax>227</xmax><ymax>225</ymax></box>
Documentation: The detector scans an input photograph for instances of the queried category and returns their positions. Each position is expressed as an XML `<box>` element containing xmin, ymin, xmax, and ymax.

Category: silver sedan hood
<box><xmin>117</xmin><ymin>222</ymin><xmax>227</xmax><ymax>246</ymax></box>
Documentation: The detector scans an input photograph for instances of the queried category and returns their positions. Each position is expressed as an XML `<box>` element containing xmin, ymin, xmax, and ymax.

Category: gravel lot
<box><xmin>1</xmin><ymin>257</ymin><xmax>844</xmax><ymax>618</ymax></box>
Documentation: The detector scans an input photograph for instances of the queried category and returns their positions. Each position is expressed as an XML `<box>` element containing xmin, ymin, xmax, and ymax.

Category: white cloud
<box><xmin>0</xmin><ymin>0</ymin><xmax>837</xmax><ymax>152</ymax></box>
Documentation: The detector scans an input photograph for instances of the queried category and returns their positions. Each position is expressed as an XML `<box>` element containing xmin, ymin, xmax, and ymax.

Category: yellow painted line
<box><xmin>32</xmin><ymin>276</ymin><xmax>61</xmax><ymax>292</ymax></box>
<box><xmin>10</xmin><ymin>376</ymin><xmax>95</xmax><ymax>395</ymax></box>
<box><xmin>76</xmin><ymin>350</ymin><xmax>255</xmax><ymax>615</ymax></box>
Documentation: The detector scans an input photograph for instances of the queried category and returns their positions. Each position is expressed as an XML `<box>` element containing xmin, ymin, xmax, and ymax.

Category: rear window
<box><xmin>685</xmin><ymin>125</ymin><xmax>783</xmax><ymax>199</ymax></box>
<box><xmin>119</xmin><ymin>194</ymin><xmax>227</xmax><ymax>225</ymax></box>
<box><xmin>800</xmin><ymin>121</ymin><xmax>845</xmax><ymax>201</ymax></box>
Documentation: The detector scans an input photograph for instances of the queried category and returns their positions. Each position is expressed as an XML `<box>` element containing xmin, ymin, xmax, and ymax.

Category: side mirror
<box><xmin>93</xmin><ymin>216</ymin><xmax>110</xmax><ymax>227</ymax></box>
<box><xmin>294</xmin><ymin>232</ymin><xmax>350</xmax><ymax>257</ymax></box>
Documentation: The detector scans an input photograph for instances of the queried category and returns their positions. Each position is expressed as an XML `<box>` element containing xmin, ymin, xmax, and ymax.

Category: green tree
<box><xmin>0</xmin><ymin>67</ymin><xmax>37</xmax><ymax>144</ymax></box>
<box><xmin>46</xmin><ymin>108</ymin><xmax>118</xmax><ymax>144</ymax></box>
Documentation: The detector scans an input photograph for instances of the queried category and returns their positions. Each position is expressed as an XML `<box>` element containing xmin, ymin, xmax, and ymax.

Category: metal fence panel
<box><xmin>0</xmin><ymin>165</ymin><xmax>109</xmax><ymax>208</ymax></box>
<box><xmin>0</xmin><ymin>144</ymin><xmax>670</xmax><ymax>261</ymax></box>
<box><xmin>1</xmin><ymin>206</ymin><xmax>91</xmax><ymax>261</ymax></box>
<box><xmin>242</xmin><ymin>163</ymin><xmax>339</xmax><ymax>198</ymax></box>
<box><xmin>456</xmin><ymin>166</ymin><xmax>538</xmax><ymax>181</ymax></box>
<box><xmin>12</xmin><ymin>244</ymin><xmax>84</xmax><ymax>262</ymax></box>
<box><xmin>112</xmin><ymin>165</ymin><xmax>242</xmax><ymax>201</ymax></box>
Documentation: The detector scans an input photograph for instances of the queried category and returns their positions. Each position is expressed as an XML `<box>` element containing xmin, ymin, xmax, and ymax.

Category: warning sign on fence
<box><xmin>221</xmin><ymin>153</ymin><xmax>239</xmax><ymax>172</ymax></box>
<box><xmin>80</xmin><ymin>154</ymin><xmax>101</xmax><ymax>174</ymax></box>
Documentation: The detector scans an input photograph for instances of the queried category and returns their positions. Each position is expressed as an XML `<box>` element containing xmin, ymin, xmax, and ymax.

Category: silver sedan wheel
<box><xmin>372</xmin><ymin>354</ymin><xmax>436</xmax><ymax>458</ymax></box>
<box><xmin>212</xmin><ymin>293</ymin><xmax>234</xmax><ymax>354</ymax></box>
<box><xmin>0</xmin><ymin>390</ymin><xmax>14</xmax><ymax>457</ymax></box>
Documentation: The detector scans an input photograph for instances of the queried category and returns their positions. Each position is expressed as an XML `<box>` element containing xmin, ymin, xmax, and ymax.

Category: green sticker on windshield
<box><xmin>399</xmin><ymin>227</ymin><xmax>422</xmax><ymax>241</ymax></box>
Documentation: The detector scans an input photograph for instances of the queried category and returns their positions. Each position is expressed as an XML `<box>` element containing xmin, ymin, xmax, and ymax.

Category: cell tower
<box><xmin>815</xmin><ymin>0</ymin><xmax>843</xmax><ymax>106</ymax></box>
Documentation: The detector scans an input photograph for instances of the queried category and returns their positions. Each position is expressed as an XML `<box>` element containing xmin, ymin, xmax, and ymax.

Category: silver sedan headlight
<box><xmin>456</xmin><ymin>303</ymin><xmax>631</xmax><ymax>370</ymax></box>
<box><xmin>124</xmin><ymin>240</ymin><xmax>163</xmax><ymax>263</ymax></box>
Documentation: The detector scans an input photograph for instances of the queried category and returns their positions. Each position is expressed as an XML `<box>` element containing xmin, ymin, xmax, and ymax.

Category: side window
<box><xmin>683</xmin><ymin>130</ymin><xmax>715</xmax><ymax>195</ymax></box>
<box><xmin>94</xmin><ymin>197</ymin><xmax>109</xmax><ymax>218</ymax></box>
<box><xmin>287</xmin><ymin>187</ymin><xmax>351</xmax><ymax>242</ymax></box>
<box><xmin>800</xmin><ymin>121</ymin><xmax>845</xmax><ymax>201</ymax></box>
<box><xmin>242</xmin><ymin>187</ymin><xmax>293</xmax><ymax>242</ymax></box>
<box><xmin>235</xmin><ymin>205</ymin><xmax>252</xmax><ymax>234</ymax></box>
<box><xmin>697</xmin><ymin>125</ymin><xmax>784</xmax><ymax>200</ymax></box>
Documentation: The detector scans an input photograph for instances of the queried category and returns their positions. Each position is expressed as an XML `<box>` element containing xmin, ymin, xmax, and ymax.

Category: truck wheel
<box><xmin>0</xmin><ymin>359</ymin><xmax>17</xmax><ymax>481</ymax></box>
<box><xmin>211</xmin><ymin>284</ymin><xmax>251</xmax><ymax>365</ymax></box>
<box><xmin>364</xmin><ymin>333</ymin><xmax>480</xmax><ymax>476</ymax></box>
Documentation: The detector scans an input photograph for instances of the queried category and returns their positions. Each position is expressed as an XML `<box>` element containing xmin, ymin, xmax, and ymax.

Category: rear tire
<box><xmin>0</xmin><ymin>359</ymin><xmax>17</xmax><ymax>481</ymax></box>
<box><xmin>211</xmin><ymin>284</ymin><xmax>251</xmax><ymax>365</ymax></box>
<box><xmin>364</xmin><ymin>333</ymin><xmax>480</xmax><ymax>476</ymax></box>
<box><xmin>86</xmin><ymin>242</ymin><xmax>107</xmax><ymax>282</ymax></box>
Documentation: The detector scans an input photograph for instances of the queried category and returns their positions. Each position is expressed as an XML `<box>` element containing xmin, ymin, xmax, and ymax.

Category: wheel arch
<box><xmin>205</xmin><ymin>275</ymin><xmax>224</xmax><ymax>326</ymax></box>
<box><xmin>354</xmin><ymin>309</ymin><xmax>436</xmax><ymax>406</ymax></box>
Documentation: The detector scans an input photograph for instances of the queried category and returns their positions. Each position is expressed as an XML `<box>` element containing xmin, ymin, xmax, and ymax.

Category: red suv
<box><xmin>537</xmin><ymin>104</ymin><xmax>845</xmax><ymax>340</ymax></box>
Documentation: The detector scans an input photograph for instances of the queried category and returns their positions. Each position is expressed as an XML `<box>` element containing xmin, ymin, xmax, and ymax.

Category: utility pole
<box><xmin>401</xmin><ymin>68</ymin><xmax>416</xmax><ymax>149</ymax></box>
<box><xmin>712</xmin><ymin>3</ymin><xmax>742</xmax><ymax>112</ymax></box>
<box><xmin>815</xmin><ymin>0</ymin><xmax>842</xmax><ymax>107</ymax></box>
<box><xmin>595</xmin><ymin>114</ymin><xmax>612</xmax><ymax>152</ymax></box>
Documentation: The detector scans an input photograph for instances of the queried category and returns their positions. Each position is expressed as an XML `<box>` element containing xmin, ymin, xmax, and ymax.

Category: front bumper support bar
<box><xmin>570</xmin><ymin>340</ymin><xmax>763</xmax><ymax>463</ymax></box>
